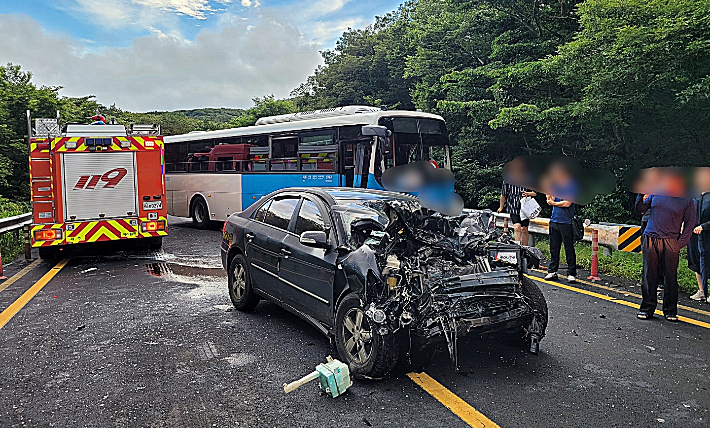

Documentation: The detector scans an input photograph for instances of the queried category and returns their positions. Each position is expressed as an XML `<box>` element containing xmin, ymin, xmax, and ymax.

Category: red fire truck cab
<box><xmin>28</xmin><ymin>112</ymin><xmax>168</xmax><ymax>258</ymax></box>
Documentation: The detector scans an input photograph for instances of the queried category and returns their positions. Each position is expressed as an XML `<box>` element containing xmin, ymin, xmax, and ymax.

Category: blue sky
<box><xmin>0</xmin><ymin>0</ymin><xmax>403</xmax><ymax>111</ymax></box>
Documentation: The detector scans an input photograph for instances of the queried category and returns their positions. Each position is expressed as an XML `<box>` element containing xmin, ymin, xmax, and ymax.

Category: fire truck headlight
<box><xmin>145</xmin><ymin>140</ymin><xmax>154</xmax><ymax>147</ymax></box>
<box><xmin>120</xmin><ymin>140</ymin><xmax>131</xmax><ymax>148</ymax></box>
<box><xmin>65</xmin><ymin>141</ymin><xmax>77</xmax><ymax>149</ymax></box>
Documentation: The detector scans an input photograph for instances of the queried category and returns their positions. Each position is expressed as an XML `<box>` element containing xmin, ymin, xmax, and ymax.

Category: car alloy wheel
<box><xmin>342</xmin><ymin>307</ymin><xmax>373</xmax><ymax>364</ymax></box>
<box><xmin>232</xmin><ymin>263</ymin><xmax>246</xmax><ymax>300</ymax></box>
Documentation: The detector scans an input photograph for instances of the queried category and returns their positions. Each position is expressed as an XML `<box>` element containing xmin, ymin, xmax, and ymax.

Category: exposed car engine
<box><xmin>337</xmin><ymin>200</ymin><xmax>547</xmax><ymax>369</ymax></box>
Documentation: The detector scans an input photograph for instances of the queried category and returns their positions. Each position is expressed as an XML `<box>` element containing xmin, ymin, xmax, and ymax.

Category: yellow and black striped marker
<box><xmin>618</xmin><ymin>225</ymin><xmax>642</xmax><ymax>252</ymax></box>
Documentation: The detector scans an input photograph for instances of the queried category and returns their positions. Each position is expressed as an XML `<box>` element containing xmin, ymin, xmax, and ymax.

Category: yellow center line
<box><xmin>526</xmin><ymin>274</ymin><xmax>710</xmax><ymax>330</ymax></box>
<box><xmin>408</xmin><ymin>372</ymin><xmax>501</xmax><ymax>428</ymax></box>
<box><xmin>0</xmin><ymin>259</ymin><xmax>69</xmax><ymax>330</ymax></box>
<box><xmin>530</xmin><ymin>269</ymin><xmax>710</xmax><ymax>317</ymax></box>
<box><xmin>0</xmin><ymin>259</ymin><xmax>42</xmax><ymax>293</ymax></box>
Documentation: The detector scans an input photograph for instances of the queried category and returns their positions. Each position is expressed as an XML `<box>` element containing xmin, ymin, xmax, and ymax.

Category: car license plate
<box><xmin>142</xmin><ymin>201</ymin><xmax>163</xmax><ymax>211</ymax></box>
<box><xmin>496</xmin><ymin>251</ymin><xmax>518</xmax><ymax>264</ymax></box>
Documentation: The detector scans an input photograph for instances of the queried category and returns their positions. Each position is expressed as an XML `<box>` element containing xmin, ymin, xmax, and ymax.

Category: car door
<box><xmin>245</xmin><ymin>196</ymin><xmax>299</xmax><ymax>302</ymax></box>
<box><xmin>279</xmin><ymin>197</ymin><xmax>337</xmax><ymax>324</ymax></box>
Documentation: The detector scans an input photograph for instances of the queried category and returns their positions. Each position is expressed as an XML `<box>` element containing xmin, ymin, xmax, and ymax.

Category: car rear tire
<box><xmin>335</xmin><ymin>294</ymin><xmax>399</xmax><ymax>378</ymax></box>
<box><xmin>228</xmin><ymin>254</ymin><xmax>259</xmax><ymax>311</ymax></box>
<box><xmin>191</xmin><ymin>197</ymin><xmax>210</xmax><ymax>230</ymax></box>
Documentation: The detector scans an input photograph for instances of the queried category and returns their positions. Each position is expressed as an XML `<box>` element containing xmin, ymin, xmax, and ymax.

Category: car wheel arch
<box><xmin>333</xmin><ymin>267</ymin><xmax>379</xmax><ymax>314</ymax></box>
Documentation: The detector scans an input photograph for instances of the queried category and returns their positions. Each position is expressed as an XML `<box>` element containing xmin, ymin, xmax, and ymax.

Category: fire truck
<box><xmin>27</xmin><ymin>112</ymin><xmax>168</xmax><ymax>258</ymax></box>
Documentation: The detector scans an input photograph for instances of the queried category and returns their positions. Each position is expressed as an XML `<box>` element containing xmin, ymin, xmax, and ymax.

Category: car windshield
<box><xmin>332</xmin><ymin>203</ymin><xmax>389</xmax><ymax>247</ymax></box>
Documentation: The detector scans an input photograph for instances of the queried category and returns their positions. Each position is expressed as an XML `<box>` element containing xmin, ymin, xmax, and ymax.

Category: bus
<box><xmin>164</xmin><ymin>106</ymin><xmax>451</xmax><ymax>228</ymax></box>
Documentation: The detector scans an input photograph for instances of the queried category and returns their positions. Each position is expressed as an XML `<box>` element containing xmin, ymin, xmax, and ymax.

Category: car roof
<box><xmin>273</xmin><ymin>187</ymin><xmax>416</xmax><ymax>205</ymax></box>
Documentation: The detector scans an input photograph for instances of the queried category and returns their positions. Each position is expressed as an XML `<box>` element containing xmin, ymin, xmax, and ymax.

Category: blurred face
<box><xmin>632</xmin><ymin>167</ymin><xmax>686</xmax><ymax>197</ymax></box>
<box><xmin>694</xmin><ymin>167</ymin><xmax>710</xmax><ymax>193</ymax></box>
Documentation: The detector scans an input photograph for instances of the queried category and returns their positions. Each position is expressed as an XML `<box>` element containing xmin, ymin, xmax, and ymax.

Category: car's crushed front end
<box><xmin>336</xmin><ymin>200</ymin><xmax>547</xmax><ymax>368</ymax></box>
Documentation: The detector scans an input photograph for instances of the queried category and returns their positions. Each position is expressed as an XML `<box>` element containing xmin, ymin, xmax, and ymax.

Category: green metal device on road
<box><xmin>283</xmin><ymin>356</ymin><xmax>352</xmax><ymax>398</ymax></box>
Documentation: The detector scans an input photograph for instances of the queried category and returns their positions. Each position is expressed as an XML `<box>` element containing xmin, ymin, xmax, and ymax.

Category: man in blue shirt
<box><xmin>545</xmin><ymin>195</ymin><xmax>577</xmax><ymax>282</ymax></box>
<box><xmin>635</xmin><ymin>195</ymin><xmax>696</xmax><ymax>321</ymax></box>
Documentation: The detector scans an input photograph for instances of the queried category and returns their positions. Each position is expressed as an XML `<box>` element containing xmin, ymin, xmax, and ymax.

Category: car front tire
<box><xmin>521</xmin><ymin>276</ymin><xmax>548</xmax><ymax>334</ymax></box>
<box><xmin>228</xmin><ymin>253</ymin><xmax>259</xmax><ymax>311</ymax></box>
<box><xmin>335</xmin><ymin>293</ymin><xmax>399</xmax><ymax>378</ymax></box>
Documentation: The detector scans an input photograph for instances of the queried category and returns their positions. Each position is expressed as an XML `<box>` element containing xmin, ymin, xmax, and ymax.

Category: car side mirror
<box><xmin>300</xmin><ymin>231</ymin><xmax>328</xmax><ymax>248</ymax></box>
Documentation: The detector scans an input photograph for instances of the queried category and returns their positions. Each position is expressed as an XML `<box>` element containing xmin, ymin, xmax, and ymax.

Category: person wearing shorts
<box><xmin>498</xmin><ymin>181</ymin><xmax>536</xmax><ymax>245</ymax></box>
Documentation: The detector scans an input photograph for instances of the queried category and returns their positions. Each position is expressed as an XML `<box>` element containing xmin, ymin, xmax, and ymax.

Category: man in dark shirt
<box><xmin>635</xmin><ymin>195</ymin><xmax>696</xmax><ymax>321</ymax></box>
<box><xmin>545</xmin><ymin>195</ymin><xmax>577</xmax><ymax>283</ymax></box>
<box><xmin>635</xmin><ymin>193</ymin><xmax>662</xmax><ymax>289</ymax></box>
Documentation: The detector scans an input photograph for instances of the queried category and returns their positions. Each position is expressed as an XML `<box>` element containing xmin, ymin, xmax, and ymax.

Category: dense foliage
<box><xmin>292</xmin><ymin>0</ymin><xmax>710</xmax><ymax>222</ymax></box>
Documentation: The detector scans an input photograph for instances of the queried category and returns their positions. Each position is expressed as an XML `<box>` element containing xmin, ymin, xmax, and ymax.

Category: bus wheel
<box><xmin>191</xmin><ymin>197</ymin><xmax>210</xmax><ymax>229</ymax></box>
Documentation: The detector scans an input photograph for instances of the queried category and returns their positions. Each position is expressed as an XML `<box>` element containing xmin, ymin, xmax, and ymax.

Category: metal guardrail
<box><xmin>0</xmin><ymin>212</ymin><xmax>32</xmax><ymax>235</ymax></box>
<box><xmin>485</xmin><ymin>212</ymin><xmax>636</xmax><ymax>252</ymax></box>
<box><xmin>0</xmin><ymin>212</ymin><xmax>33</xmax><ymax>278</ymax></box>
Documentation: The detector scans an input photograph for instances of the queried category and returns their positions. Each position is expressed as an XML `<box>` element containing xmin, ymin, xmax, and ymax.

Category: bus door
<box><xmin>352</xmin><ymin>141</ymin><xmax>372</xmax><ymax>188</ymax></box>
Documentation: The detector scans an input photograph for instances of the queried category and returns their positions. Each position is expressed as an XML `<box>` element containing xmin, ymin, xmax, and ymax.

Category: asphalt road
<box><xmin>0</xmin><ymin>217</ymin><xmax>708</xmax><ymax>428</ymax></box>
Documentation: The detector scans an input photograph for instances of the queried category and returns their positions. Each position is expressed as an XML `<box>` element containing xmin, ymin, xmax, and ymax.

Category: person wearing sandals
<box><xmin>688</xmin><ymin>170</ymin><xmax>710</xmax><ymax>303</ymax></box>
<box><xmin>636</xmin><ymin>194</ymin><xmax>696</xmax><ymax>321</ymax></box>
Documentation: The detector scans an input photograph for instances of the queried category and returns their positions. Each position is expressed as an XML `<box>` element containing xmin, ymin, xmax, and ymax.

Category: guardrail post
<box><xmin>24</xmin><ymin>225</ymin><xmax>32</xmax><ymax>261</ymax></box>
<box><xmin>0</xmin><ymin>245</ymin><xmax>6</xmax><ymax>280</ymax></box>
<box><xmin>588</xmin><ymin>228</ymin><xmax>601</xmax><ymax>281</ymax></box>
<box><xmin>503</xmin><ymin>217</ymin><xmax>509</xmax><ymax>234</ymax></box>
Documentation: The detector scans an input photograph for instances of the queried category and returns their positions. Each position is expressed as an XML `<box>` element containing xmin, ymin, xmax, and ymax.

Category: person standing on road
<box><xmin>688</xmin><ymin>168</ymin><xmax>710</xmax><ymax>303</ymax></box>
<box><xmin>636</xmin><ymin>193</ymin><xmax>664</xmax><ymax>289</ymax></box>
<box><xmin>636</xmin><ymin>195</ymin><xmax>695</xmax><ymax>321</ymax></box>
<box><xmin>498</xmin><ymin>181</ymin><xmax>537</xmax><ymax>245</ymax></box>
<box><xmin>545</xmin><ymin>195</ymin><xmax>577</xmax><ymax>283</ymax></box>
<box><xmin>688</xmin><ymin>190</ymin><xmax>710</xmax><ymax>303</ymax></box>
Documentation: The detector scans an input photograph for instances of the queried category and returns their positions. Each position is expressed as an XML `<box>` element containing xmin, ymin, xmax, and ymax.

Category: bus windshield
<box><xmin>378</xmin><ymin>117</ymin><xmax>450</xmax><ymax>169</ymax></box>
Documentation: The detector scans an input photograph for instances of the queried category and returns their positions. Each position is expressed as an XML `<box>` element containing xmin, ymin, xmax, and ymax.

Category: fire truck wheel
<box><xmin>38</xmin><ymin>247</ymin><xmax>59</xmax><ymax>259</ymax></box>
<box><xmin>191</xmin><ymin>197</ymin><xmax>210</xmax><ymax>229</ymax></box>
<box><xmin>147</xmin><ymin>237</ymin><xmax>163</xmax><ymax>250</ymax></box>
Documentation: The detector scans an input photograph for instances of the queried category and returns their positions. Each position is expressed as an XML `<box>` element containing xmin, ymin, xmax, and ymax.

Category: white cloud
<box><xmin>308</xmin><ymin>17</ymin><xmax>362</xmax><ymax>44</ymax></box>
<box><xmin>241</xmin><ymin>0</ymin><xmax>251</xmax><ymax>6</ymax></box>
<box><xmin>302</xmin><ymin>0</ymin><xmax>353</xmax><ymax>18</ymax></box>
<box><xmin>132</xmin><ymin>0</ymin><xmax>214</xmax><ymax>19</ymax></box>
<box><xmin>0</xmin><ymin>14</ymin><xmax>321</xmax><ymax>111</ymax></box>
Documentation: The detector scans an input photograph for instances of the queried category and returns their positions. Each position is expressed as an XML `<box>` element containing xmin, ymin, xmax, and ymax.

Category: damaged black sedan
<box><xmin>220</xmin><ymin>188</ymin><xmax>548</xmax><ymax>378</ymax></box>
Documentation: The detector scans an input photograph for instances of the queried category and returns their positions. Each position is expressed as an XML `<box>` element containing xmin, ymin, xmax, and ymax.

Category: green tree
<box><xmin>290</xmin><ymin>3</ymin><xmax>417</xmax><ymax>110</ymax></box>
<box><xmin>227</xmin><ymin>95</ymin><xmax>297</xmax><ymax>127</ymax></box>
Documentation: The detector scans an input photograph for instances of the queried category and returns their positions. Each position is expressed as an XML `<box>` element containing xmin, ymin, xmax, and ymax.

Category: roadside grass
<box><xmin>534</xmin><ymin>236</ymin><xmax>699</xmax><ymax>295</ymax></box>
<box><xmin>0</xmin><ymin>198</ymin><xmax>30</xmax><ymax>264</ymax></box>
